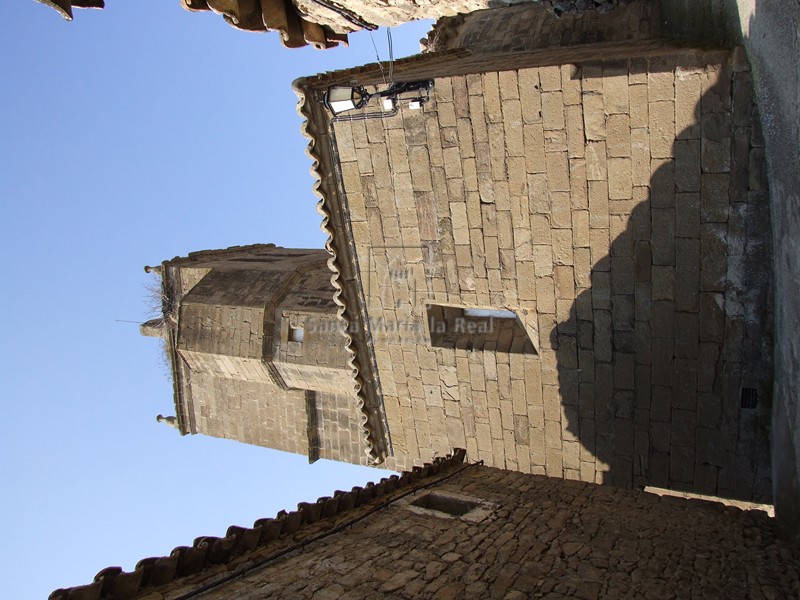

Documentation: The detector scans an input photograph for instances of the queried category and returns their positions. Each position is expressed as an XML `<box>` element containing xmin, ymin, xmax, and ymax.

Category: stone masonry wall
<box><xmin>178</xmin><ymin>267</ymin><xmax>212</xmax><ymax>296</ymax></box>
<box><xmin>271</xmin><ymin>265</ymin><xmax>359</xmax><ymax>396</ymax></box>
<box><xmin>163</xmin><ymin>465</ymin><xmax>800</xmax><ymax>599</ymax></box>
<box><xmin>333</xmin><ymin>47</ymin><xmax>773</xmax><ymax>501</ymax></box>
<box><xmin>178</xmin><ymin>269</ymin><xmax>290</xmax><ymax>382</ymax></box>
<box><xmin>281</xmin><ymin>269</ymin><xmax>340</xmax><ymax>313</ymax></box>
<box><xmin>315</xmin><ymin>391</ymin><xmax>371</xmax><ymax>463</ymax></box>
<box><xmin>188</xmin><ymin>373</ymin><xmax>310</xmax><ymax>456</ymax></box>
<box><xmin>275</xmin><ymin>271</ymin><xmax>351</xmax><ymax>366</ymax></box>
<box><xmin>163</xmin><ymin>247</ymin><xmax>371</xmax><ymax>465</ymax></box>
<box><xmin>187</xmin><ymin>372</ymin><xmax>370</xmax><ymax>464</ymax></box>
<box><xmin>426</xmin><ymin>0</ymin><xmax>662</xmax><ymax>53</ymax></box>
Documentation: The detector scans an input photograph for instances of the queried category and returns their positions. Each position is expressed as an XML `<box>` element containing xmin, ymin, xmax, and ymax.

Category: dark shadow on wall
<box><xmin>660</xmin><ymin>0</ymin><xmax>800</xmax><ymax>528</ymax></box>
<box><xmin>552</xmin><ymin>48</ymin><xmax>774</xmax><ymax>503</ymax></box>
<box><xmin>733</xmin><ymin>0</ymin><xmax>800</xmax><ymax>540</ymax></box>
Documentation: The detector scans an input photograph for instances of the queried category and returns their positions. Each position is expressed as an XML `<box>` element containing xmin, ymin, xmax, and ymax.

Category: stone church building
<box><xmin>145</xmin><ymin>0</ymin><xmax>773</xmax><ymax>500</ymax></box>
<box><xmin>51</xmin><ymin>450</ymin><xmax>800</xmax><ymax>599</ymax></box>
<box><xmin>50</xmin><ymin>1</ymin><xmax>800</xmax><ymax>598</ymax></box>
<box><xmin>140</xmin><ymin>245</ymin><xmax>375</xmax><ymax>465</ymax></box>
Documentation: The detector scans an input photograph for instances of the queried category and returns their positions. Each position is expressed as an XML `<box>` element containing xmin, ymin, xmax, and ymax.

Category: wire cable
<box><xmin>368</xmin><ymin>30</ymin><xmax>388</xmax><ymax>87</ymax></box>
<box><xmin>386</xmin><ymin>28</ymin><xmax>395</xmax><ymax>84</ymax></box>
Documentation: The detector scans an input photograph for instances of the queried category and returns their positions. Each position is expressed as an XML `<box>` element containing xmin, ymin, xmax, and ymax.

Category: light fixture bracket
<box><xmin>323</xmin><ymin>80</ymin><xmax>434</xmax><ymax>121</ymax></box>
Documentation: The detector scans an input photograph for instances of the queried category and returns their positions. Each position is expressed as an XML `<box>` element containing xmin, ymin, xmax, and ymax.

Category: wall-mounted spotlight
<box><xmin>323</xmin><ymin>80</ymin><xmax>434</xmax><ymax>121</ymax></box>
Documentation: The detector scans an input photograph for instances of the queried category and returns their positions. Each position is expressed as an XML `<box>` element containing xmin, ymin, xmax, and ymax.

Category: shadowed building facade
<box><xmin>136</xmin><ymin>2</ymin><xmax>775</xmax><ymax>503</ymax></box>
<box><xmin>293</xmin><ymin>1</ymin><xmax>774</xmax><ymax>502</ymax></box>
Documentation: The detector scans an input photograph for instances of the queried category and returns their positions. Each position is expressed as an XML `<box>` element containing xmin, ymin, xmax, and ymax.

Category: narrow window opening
<box><xmin>410</xmin><ymin>493</ymin><xmax>479</xmax><ymax>516</ymax></box>
<box><xmin>426</xmin><ymin>304</ymin><xmax>536</xmax><ymax>354</ymax></box>
<box><xmin>740</xmin><ymin>387</ymin><xmax>758</xmax><ymax>409</ymax></box>
<box><xmin>289</xmin><ymin>325</ymin><xmax>305</xmax><ymax>343</ymax></box>
<box><xmin>462</xmin><ymin>308</ymin><xmax>516</xmax><ymax>319</ymax></box>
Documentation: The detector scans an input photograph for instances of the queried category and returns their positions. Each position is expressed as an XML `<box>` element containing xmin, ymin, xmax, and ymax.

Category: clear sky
<box><xmin>0</xmin><ymin>3</ymin><xmax>431</xmax><ymax>597</ymax></box>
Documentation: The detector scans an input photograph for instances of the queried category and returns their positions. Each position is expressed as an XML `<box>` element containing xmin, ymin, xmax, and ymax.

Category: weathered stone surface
<box><xmin>154</xmin><ymin>15</ymin><xmax>773</xmax><ymax>517</ymax></box>
<box><xmin>140</xmin><ymin>466</ymin><xmax>800</xmax><ymax>600</ymax></box>
<box><xmin>148</xmin><ymin>246</ymin><xmax>369</xmax><ymax>466</ymax></box>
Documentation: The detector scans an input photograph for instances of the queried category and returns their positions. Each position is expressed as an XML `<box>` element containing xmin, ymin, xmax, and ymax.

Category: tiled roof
<box><xmin>50</xmin><ymin>449</ymin><xmax>468</xmax><ymax>600</ymax></box>
<box><xmin>34</xmin><ymin>0</ymin><xmax>103</xmax><ymax>21</ymax></box>
<box><xmin>292</xmin><ymin>79</ymin><xmax>393</xmax><ymax>464</ymax></box>
<box><xmin>36</xmin><ymin>0</ymin><xmax>348</xmax><ymax>49</ymax></box>
<box><xmin>178</xmin><ymin>0</ymin><xmax>349</xmax><ymax>49</ymax></box>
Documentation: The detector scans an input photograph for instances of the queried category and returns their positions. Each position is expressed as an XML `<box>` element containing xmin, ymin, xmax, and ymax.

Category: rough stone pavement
<box><xmin>185</xmin><ymin>466</ymin><xmax>800</xmax><ymax>599</ymax></box>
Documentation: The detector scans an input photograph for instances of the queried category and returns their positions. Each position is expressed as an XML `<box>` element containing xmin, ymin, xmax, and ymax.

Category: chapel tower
<box><xmin>141</xmin><ymin>244</ymin><xmax>368</xmax><ymax>464</ymax></box>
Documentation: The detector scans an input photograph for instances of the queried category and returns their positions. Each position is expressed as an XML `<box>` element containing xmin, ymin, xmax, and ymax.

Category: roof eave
<box><xmin>162</xmin><ymin>262</ymin><xmax>194</xmax><ymax>436</ymax></box>
<box><xmin>292</xmin><ymin>77</ymin><xmax>392</xmax><ymax>463</ymax></box>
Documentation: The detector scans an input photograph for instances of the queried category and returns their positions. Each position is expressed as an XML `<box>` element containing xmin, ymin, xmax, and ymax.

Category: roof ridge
<box><xmin>50</xmin><ymin>450</ymin><xmax>468</xmax><ymax>600</ymax></box>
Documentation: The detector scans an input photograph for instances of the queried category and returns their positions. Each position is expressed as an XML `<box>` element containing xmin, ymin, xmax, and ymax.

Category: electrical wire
<box><xmin>386</xmin><ymin>28</ymin><xmax>395</xmax><ymax>84</ymax></box>
<box><xmin>368</xmin><ymin>30</ymin><xmax>388</xmax><ymax>87</ymax></box>
<box><xmin>367</xmin><ymin>27</ymin><xmax>395</xmax><ymax>87</ymax></box>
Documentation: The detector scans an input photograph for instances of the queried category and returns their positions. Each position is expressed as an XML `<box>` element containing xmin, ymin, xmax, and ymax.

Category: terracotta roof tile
<box><xmin>291</xmin><ymin>80</ymin><xmax>391</xmax><ymax>463</ymax></box>
<box><xmin>33</xmin><ymin>0</ymin><xmax>103</xmax><ymax>21</ymax></box>
<box><xmin>50</xmin><ymin>450</ymin><xmax>467</xmax><ymax>600</ymax></box>
<box><xmin>37</xmin><ymin>0</ymin><xmax>346</xmax><ymax>49</ymax></box>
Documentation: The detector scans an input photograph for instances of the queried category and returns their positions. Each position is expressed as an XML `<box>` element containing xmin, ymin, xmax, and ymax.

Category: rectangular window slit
<box><xmin>462</xmin><ymin>308</ymin><xmax>516</xmax><ymax>319</ymax></box>
<box><xmin>289</xmin><ymin>325</ymin><xmax>305</xmax><ymax>343</ymax></box>
<box><xmin>740</xmin><ymin>387</ymin><xmax>758</xmax><ymax>409</ymax></box>
<box><xmin>425</xmin><ymin>304</ymin><xmax>536</xmax><ymax>355</ymax></box>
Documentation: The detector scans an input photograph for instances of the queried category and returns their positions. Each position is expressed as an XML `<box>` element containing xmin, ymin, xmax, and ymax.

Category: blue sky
<box><xmin>0</xmin><ymin>3</ymin><xmax>431</xmax><ymax>597</ymax></box>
